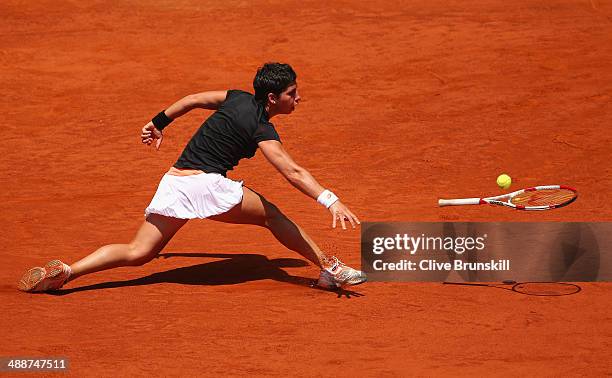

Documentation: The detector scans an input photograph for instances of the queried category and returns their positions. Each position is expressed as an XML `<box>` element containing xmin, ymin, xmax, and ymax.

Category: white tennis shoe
<box><xmin>18</xmin><ymin>260</ymin><xmax>72</xmax><ymax>292</ymax></box>
<box><xmin>317</xmin><ymin>256</ymin><xmax>367</xmax><ymax>289</ymax></box>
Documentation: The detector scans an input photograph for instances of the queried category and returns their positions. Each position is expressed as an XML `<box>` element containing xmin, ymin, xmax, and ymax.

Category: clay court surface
<box><xmin>1</xmin><ymin>0</ymin><xmax>611</xmax><ymax>376</ymax></box>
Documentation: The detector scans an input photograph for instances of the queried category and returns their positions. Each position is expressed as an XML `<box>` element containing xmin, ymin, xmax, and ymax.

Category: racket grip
<box><xmin>438</xmin><ymin>198</ymin><xmax>482</xmax><ymax>206</ymax></box>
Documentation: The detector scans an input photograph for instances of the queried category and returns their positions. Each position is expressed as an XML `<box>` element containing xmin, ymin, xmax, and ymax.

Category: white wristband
<box><xmin>317</xmin><ymin>189</ymin><xmax>339</xmax><ymax>208</ymax></box>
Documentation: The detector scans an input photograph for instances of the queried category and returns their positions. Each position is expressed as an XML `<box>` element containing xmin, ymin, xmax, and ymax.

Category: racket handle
<box><xmin>438</xmin><ymin>198</ymin><xmax>482</xmax><ymax>206</ymax></box>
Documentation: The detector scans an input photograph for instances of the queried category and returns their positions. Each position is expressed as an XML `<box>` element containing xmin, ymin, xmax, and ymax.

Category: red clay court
<box><xmin>1</xmin><ymin>0</ymin><xmax>611</xmax><ymax>376</ymax></box>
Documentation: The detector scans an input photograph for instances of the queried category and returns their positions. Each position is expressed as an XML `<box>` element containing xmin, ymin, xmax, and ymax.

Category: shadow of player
<box><xmin>50</xmin><ymin>252</ymin><xmax>365</xmax><ymax>298</ymax></box>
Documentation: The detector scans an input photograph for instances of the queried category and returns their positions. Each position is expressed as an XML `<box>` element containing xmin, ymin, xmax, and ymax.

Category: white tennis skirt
<box><xmin>145</xmin><ymin>172</ymin><xmax>243</xmax><ymax>219</ymax></box>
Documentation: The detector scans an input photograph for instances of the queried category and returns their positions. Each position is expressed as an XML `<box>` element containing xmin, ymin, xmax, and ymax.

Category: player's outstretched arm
<box><xmin>258</xmin><ymin>140</ymin><xmax>360</xmax><ymax>229</ymax></box>
<box><xmin>141</xmin><ymin>90</ymin><xmax>228</xmax><ymax>150</ymax></box>
<box><xmin>165</xmin><ymin>90</ymin><xmax>229</xmax><ymax>116</ymax></box>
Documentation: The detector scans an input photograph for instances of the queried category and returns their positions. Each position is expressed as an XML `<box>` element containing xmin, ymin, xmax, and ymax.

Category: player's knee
<box><xmin>126</xmin><ymin>243</ymin><xmax>157</xmax><ymax>266</ymax></box>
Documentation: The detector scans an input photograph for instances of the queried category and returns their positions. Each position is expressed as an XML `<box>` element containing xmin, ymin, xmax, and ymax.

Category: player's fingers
<box><xmin>337</xmin><ymin>212</ymin><xmax>351</xmax><ymax>227</ymax></box>
<box><xmin>155</xmin><ymin>136</ymin><xmax>163</xmax><ymax>150</ymax></box>
<box><xmin>346</xmin><ymin>213</ymin><xmax>357</xmax><ymax>228</ymax></box>
<box><xmin>339</xmin><ymin>214</ymin><xmax>347</xmax><ymax>230</ymax></box>
<box><xmin>347</xmin><ymin>210</ymin><xmax>360</xmax><ymax>225</ymax></box>
<box><xmin>332</xmin><ymin>213</ymin><xmax>337</xmax><ymax>229</ymax></box>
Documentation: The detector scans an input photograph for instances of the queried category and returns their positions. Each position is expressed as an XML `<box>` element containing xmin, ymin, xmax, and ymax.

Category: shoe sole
<box><xmin>17</xmin><ymin>260</ymin><xmax>66</xmax><ymax>292</ymax></box>
<box><xmin>44</xmin><ymin>260</ymin><xmax>66</xmax><ymax>278</ymax></box>
<box><xmin>318</xmin><ymin>274</ymin><xmax>367</xmax><ymax>289</ymax></box>
<box><xmin>342</xmin><ymin>276</ymin><xmax>367</xmax><ymax>287</ymax></box>
<box><xmin>18</xmin><ymin>267</ymin><xmax>46</xmax><ymax>292</ymax></box>
<box><xmin>348</xmin><ymin>276</ymin><xmax>368</xmax><ymax>286</ymax></box>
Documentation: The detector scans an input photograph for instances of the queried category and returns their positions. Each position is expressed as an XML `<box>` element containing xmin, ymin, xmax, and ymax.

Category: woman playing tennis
<box><xmin>18</xmin><ymin>62</ymin><xmax>366</xmax><ymax>292</ymax></box>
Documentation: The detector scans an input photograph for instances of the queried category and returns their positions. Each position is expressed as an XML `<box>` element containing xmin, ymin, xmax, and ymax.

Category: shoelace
<box><xmin>326</xmin><ymin>256</ymin><xmax>345</xmax><ymax>273</ymax></box>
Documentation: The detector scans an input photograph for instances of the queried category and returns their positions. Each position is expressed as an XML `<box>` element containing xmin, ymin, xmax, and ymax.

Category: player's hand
<box><xmin>141</xmin><ymin>121</ymin><xmax>163</xmax><ymax>150</ymax></box>
<box><xmin>329</xmin><ymin>201</ymin><xmax>360</xmax><ymax>230</ymax></box>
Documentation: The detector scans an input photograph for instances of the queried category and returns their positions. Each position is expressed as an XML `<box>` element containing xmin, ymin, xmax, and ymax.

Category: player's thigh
<box><xmin>131</xmin><ymin>213</ymin><xmax>188</xmax><ymax>254</ymax></box>
<box><xmin>208</xmin><ymin>186</ymin><xmax>277</xmax><ymax>226</ymax></box>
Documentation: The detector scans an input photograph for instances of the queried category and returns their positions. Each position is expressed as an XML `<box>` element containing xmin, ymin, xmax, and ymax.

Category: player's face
<box><xmin>276</xmin><ymin>83</ymin><xmax>300</xmax><ymax>114</ymax></box>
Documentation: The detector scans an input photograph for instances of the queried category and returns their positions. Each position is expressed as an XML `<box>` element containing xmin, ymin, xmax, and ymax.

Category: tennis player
<box><xmin>18</xmin><ymin>63</ymin><xmax>366</xmax><ymax>292</ymax></box>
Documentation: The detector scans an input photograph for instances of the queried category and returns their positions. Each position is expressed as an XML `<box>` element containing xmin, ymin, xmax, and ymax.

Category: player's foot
<box><xmin>317</xmin><ymin>256</ymin><xmax>367</xmax><ymax>289</ymax></box>
<box><xmin>18</xmin><ymin>260</ymin><xmax>72</xmax><ymax>292</ymax></box>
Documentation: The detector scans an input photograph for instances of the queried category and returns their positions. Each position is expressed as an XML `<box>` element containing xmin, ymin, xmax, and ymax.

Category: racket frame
<box><xmin>438</xmin><ymin>185</ymin><xmax>577</xmax><ymax>211</ymax></box>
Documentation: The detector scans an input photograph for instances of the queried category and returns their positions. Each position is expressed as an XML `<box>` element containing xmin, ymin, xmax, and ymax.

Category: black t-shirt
<box><xmin>174</xmin><ymin>90</ymin><xmax>281</xmax><ymax>176</ymax></box>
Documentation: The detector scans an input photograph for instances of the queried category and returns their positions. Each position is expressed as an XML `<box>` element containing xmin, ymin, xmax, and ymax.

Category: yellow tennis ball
<box><xmin>496</xmin><ymin>174</ymin><xmax>512</xmax><ymax>189</ymax></box>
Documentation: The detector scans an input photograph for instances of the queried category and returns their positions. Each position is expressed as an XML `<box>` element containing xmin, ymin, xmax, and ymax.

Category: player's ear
<box><xmin>267</xmin><ymin>92</ymin><xmax>277</xmax><ymax>105</ymax></box>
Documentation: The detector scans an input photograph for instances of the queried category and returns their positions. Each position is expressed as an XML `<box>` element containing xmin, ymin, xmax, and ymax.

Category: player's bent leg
<box><xmin>209</xmin><ymin>187</ymin><xmax>366</xmax><ymax>288</ymax></box>
<box><xmin>70</xmin><ymin>214</ymin><xmax>187</xmax><ymax>278</ymax></box>
<box><xmin>18</xmin><ymin>214</ymin><xmax>187</xmax><ymax>292</ymax></box>
<box><xmin>208</xmin><ymin>186</ymin><xmax>328</xmax><ymax>268</ymax></box>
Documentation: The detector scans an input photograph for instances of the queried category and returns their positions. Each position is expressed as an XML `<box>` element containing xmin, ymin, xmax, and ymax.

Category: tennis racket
<box><xmin>438</xmin><ymin>185</ymin><xmax>577</xmax><ymax>211</ymax></box>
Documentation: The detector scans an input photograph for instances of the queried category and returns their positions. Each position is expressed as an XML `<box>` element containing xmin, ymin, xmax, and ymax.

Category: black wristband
<box><xmin>151</xmin><ymin>111</ymin><xmax>173</xmax><ymax>131</ymax></box>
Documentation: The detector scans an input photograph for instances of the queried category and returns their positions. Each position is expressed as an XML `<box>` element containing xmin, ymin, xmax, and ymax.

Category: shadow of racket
<box><xmin>443</xmin><ymin>280</ymin><xmax>581</xmax><ymax>296</ymax></box>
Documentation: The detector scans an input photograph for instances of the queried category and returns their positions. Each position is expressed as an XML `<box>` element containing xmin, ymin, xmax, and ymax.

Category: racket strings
<box><xmin>511</xmin><ymin>189</ymin><xmax>576</xmax><ymax>206</ymax></box>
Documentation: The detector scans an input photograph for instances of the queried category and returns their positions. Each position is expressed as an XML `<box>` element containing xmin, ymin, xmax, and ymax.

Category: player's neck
<box><xmin>265</xmin><ymin>104</ymin><xmax>279</xmax><ymax>119</ymax></box>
